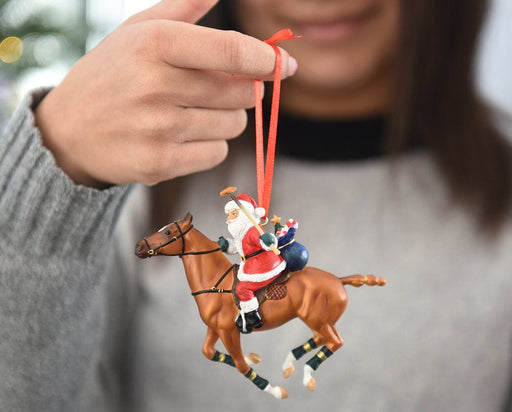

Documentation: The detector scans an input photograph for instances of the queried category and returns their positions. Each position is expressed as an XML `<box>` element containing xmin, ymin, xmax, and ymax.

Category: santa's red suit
<box><xmin>236</xmin><ymin>225</ymin><xmax>286</xmax><ymax>301</ymax></box>
<box><xmin>223</xmin><ymin>193</ymin><xmax>286</xmax><ymax>332</ymax></box>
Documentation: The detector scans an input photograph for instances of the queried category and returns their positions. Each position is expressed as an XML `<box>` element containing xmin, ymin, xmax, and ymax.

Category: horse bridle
<box><xmin>143</xmin><ymin>222</ymin><xmax>221</xmax><ymax>257</ymax></box>
<box><xmin>143</xmin><ymin>221</ymin><xmax>233</xmax><ymax>296</ymax></box>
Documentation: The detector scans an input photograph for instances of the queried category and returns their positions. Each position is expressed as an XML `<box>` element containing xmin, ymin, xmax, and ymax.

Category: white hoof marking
<box><xmin>245</xmin><ymin>352</ymin><xmax>262</xmax><ymax>366</ymax></box>
<box><xmin>264</xmin><ymin>384</ymin><xmax>289</xmax><ymax>399</ymax></box>
<box><xmin>282</xmin><ymin>352</ymin><xmax>296</xmax><ymax>378</ymax></box>
<box><xmin>303</xmin><ymin>365</ymin><xmax>314</xmax><ymax>387</ymax></box>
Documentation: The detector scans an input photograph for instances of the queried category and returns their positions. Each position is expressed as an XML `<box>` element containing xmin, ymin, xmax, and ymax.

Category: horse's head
<box><xmin>134</xmin><ymin>212</ymin><xmax>193</xmax><ymax>258</ymax></box>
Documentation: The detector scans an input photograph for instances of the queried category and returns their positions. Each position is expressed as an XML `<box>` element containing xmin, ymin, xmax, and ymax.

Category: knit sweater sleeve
<box><xmin>0</xmin><ymin>89</ymin><xmax>132</xmax><ymax>411</ymax></box>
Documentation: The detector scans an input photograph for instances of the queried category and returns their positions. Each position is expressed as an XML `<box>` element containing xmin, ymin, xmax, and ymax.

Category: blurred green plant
<box><xmin>0</xmin><ymin>0</ymin><xmax>87</xmax><ymax>79</ymax></box>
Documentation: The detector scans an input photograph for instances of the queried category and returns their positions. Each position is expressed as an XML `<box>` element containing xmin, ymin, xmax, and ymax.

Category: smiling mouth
<box><xmin>291</xmin><ymin>7</ymin><xmax>379</xmax><ymax>43</ymax></box>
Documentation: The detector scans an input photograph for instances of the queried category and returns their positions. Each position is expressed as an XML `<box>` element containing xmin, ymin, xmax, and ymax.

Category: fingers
<box><xmin>146</xmin><ymin>21</ymin><xmax>297</xmax><ymax>80</ymax></box>
<box><xmin>160</xmin><ymin>69</ymin><xmax>257</xmax><ymax>110</ymax></box>
<box><xmin>124</xmin><ymin>0</ymin><xmax>219</xmax><ymax>25</ymax></box>
<box><xmin>125</xmin><ymin>107</ymin><xmax>245</xmax><ymax>184</ymax></box>
<box><xmin>37</xmin><ymin>0</ymin><xmax>298</xmax><ymax>188</ymax></box>
<box><xmin>135</xmin><ymin>140</ymin><xmax>229</xmax><ymax>185</ymax></box>
<box><xmin>175</xmin><ymin>108</ymin><xmax>247</xmax><ymax>142</ymax></box>
<box><xmin>125</xmin><ymin>3</ymin><xmax>297</xmax><ymax>81</ymax></box>
<box><xmin>162</xmin><ymin>139</ymin><xmax>229</xmax><ymax>180</ymax></box>
<box><xmin>136</xmin><ymin>106</ymin><xmax>247</xmax><ymax>144</ymax></box>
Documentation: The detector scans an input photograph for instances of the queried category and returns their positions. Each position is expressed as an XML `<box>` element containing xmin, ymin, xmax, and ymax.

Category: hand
<box><xmin>217</xmin><ymin>236</ymin><xmax>229</xmax><ymax>252</ymax></box>
<box><xmin>35</xmin><ymin>0</ymin><xmax>297</xmax><ymax>188</ymax></box>
<box><xmin>259</xmin><ymin>232</ymin><xmax>277</xmax><ymax>247</ymax></box>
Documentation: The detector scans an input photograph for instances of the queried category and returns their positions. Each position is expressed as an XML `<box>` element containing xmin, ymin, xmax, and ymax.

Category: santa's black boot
<box><xmin>236</xmin><ymin>310</ymin><xmax>263</xmax><ymax>334</ymax></box>
<box><xmin>246</xmin><ymin>310</ymin><xmax>263</xmax><ymax>330</ymax></box>
<box><xmin>235</xmin><ymin>313</ymin><xmax>245</xmax><ymax>333</ymax></box>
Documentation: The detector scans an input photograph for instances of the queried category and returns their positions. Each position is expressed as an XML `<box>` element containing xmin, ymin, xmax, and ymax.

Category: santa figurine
<box><xmin>218</xmin><ymin>193</ymin><xmax>286</xmax><ymax>334</ymax></box>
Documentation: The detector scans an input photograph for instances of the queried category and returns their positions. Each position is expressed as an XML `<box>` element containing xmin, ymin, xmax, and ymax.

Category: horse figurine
<box><xmin>134</xmin><ymin>213</ymin><xmax>386</xmax><ymax>399</ymax></box>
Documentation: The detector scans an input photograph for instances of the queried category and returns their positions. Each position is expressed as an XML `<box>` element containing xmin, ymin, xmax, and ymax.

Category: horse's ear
<box><xmin>184</xmin><ymin>212</ymin><xmax>193</xmax><ymax>225</ymax></box>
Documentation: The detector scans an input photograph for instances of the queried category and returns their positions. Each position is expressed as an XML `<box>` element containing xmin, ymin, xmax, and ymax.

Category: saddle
<box><xmin>232</xmin><ymin>264</ymin><xmax>290</xmax><ymax>309</ymax></box>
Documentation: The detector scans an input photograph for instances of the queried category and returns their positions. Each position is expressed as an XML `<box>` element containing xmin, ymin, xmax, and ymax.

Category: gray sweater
<box><xmin>1</xmin><ymin>90</ymin><xmax>512</xmax><ymax>412</ymax></box>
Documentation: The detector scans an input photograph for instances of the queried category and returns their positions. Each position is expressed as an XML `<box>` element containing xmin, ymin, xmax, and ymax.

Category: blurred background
<box><xmin>0</xmin><ymin>0</ymin><xmax>511</xmax><ymax>129</ymax></box>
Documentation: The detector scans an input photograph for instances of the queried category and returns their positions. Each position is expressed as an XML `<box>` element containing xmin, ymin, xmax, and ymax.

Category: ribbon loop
<box><xmin>255</xmin><ymin>29</ymin><xmax>300</xmax><ymax>218</ymax></box>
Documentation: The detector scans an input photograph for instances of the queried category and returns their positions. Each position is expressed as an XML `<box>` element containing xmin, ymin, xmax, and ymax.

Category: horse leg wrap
<box><xmin>212</xmin><ymin>351</ymin><xmax>235</xmax><ymax>367</ymax></box>
<box><xmin>291</xmin><ymin>338</ymin><xmax>318</xmax><ymax>360</ymax></box>
<box><xmin>305</xmin><ymin>346</ymin><xmax>333</xmax><ymax>371</ymax></box>
<box><xmin>245</xmin><ymin>368</ymin><xmax>269</xmax><ymax>390</ymax></box>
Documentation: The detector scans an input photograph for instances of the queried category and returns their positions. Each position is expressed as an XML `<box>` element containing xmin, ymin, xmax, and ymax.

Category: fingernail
<box><xmin>287</xmin><ymin>57</ymin><xmax>298</xmax><ymax>76</ymax></box>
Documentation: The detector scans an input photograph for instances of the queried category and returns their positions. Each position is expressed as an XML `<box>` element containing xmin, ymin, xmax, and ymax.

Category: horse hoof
<box><xmin>282</xmin><ymin>352</ymin><xmax>296</xmax><ymax>378</ymax></box>
<box><xmin>306</xmin><ymin>377</ymin><xmax>316</xmax><ymax>392</ymax></box>
<box><xmin>283</xmin><ymin>365</ymin><xmax>295</xmax><ymax>379</ymax></box>
<box><xmin>264</xmin><ymin>385</ymin><xmax>289</xmax><ymax>399</ymax></box>
<box><xmin>279</xmin><ymin>387</ymin><xmax>289</xmax><ymax>399</ymax></box>
<box><xmin>245</xmin><ymin>352</ymin><xmax>262</xmax><ymax>365</ymax></box>
<box><xmin>303</xmin><ymin>365</ymin><xmax>315</xmax><ymax>391</ymax></box>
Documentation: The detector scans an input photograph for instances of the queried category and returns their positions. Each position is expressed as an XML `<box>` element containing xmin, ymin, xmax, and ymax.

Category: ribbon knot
<box><xmin>264</xmin><ymin>28</ymin><xmax>301</xmax><ymax>45</ymax></box>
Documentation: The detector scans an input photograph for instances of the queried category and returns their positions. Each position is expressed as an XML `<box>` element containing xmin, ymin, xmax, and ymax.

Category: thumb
<box><xmin>124</xmin><ymin>0</ymin><xmax>218</xmax><ymax>25</ymax></box>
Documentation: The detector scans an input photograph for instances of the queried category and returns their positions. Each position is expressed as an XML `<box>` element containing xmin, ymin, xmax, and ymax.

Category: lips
<box><xmin>287</xmin><ymin>6</ymin><xmax>378</xmax><ymax>43</ymax></box>
<box><xmin>296</xmin><ymin>20</ymin><xmax>362</xmax><ymax>42</ymax></box>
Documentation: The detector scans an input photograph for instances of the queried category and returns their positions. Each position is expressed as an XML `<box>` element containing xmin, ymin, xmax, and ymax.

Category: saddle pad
<box><xmin>232</xmin><ymin>265</ymin><xmax>290</xmax><ymax>308</ymax></box>
<box><xmin>264</xmin><ymin>283</ymin><xmax>288</xmax><ymax>300</ymax></box>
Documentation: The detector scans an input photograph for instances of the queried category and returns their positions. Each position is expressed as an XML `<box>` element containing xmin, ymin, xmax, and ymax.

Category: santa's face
<box><xmin>225</xmin><ymin>208</ymin><xmax>239</xmax><ymax>223</ymax></box>
<box><xmin>226</xmin><ymin>208</ymin><xmax>252</xmax><ymax>240</ymax></box>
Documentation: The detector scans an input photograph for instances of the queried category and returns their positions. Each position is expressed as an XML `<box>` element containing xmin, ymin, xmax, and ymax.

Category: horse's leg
<box><xmin>282</xmin><ymin>332</ymin><xmax>326</xmax><ymax>378</ymax></box>
<box><xmin>218</xmin><ymin>328</ymin><xmax>288</xmax><ymax>399</ymax></box>
<box><xmin>303</xmin><ymin>325</ymin><xmax>344</xmax><ymax>391</ymax></box>
<box><xmin>202</xmin><ymin>327</ymin><xmax>236</xmax><ymax>367</ymax></box>
<box><xmin>202</xmin><ymin>327</ymin><xmax>262</xmax><ymax>367</ymax></box>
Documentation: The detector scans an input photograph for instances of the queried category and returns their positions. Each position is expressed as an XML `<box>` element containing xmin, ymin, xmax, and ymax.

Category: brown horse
<box><xmin>134</xmin><ymin>213</ymin><xmax>385</xmax><ymax>399</ymax></box>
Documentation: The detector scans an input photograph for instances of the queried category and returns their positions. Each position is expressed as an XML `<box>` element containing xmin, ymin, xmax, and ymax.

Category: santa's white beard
<box><xmin>227</xmin><ymin>214</ymin><xmax>252</xmax><ymax>240</ymax></box>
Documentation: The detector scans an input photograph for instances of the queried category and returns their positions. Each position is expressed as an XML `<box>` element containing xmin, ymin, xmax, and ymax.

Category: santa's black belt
<box><xmin>240</xmin><ymin>249</ymin><xmax>265</xmax><ymax>262</ymax></box>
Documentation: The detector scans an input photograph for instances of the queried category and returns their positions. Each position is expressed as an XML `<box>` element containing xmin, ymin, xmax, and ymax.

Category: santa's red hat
<box><xmin>224</xmin><ymin>193</ymin><xmax>266</xmax><ymax>219</ymax></box>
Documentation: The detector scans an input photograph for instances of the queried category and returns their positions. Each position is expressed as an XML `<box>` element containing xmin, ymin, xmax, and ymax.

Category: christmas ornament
<box><xmin>135</xmin><ymin>29</ymin><xmax>386</xmax><ymax>398</ymax></box>
<box><xmin>135</xmin><ymin>212</ymin><xmax>386</xmax><ymax>399</ymax></box>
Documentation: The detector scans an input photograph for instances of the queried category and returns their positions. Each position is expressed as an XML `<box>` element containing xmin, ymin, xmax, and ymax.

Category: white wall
<box><xmin>477</xmin><ymin>0</ymin><xmax>512</xmax><ymax>118</ymax></box>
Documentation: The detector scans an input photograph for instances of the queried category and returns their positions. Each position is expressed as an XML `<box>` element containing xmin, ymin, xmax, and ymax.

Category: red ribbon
<box><xmin>255</xmin><ymin>29</ymin><xmax>300</xmax><ymax>218</ymax></box>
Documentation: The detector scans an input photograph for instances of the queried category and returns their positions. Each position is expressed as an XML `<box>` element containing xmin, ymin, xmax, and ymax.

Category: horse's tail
<box><xmin>339</xmin><ymin>274</ymin><xmax>386</xmax><ymax>287</ymax></box>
